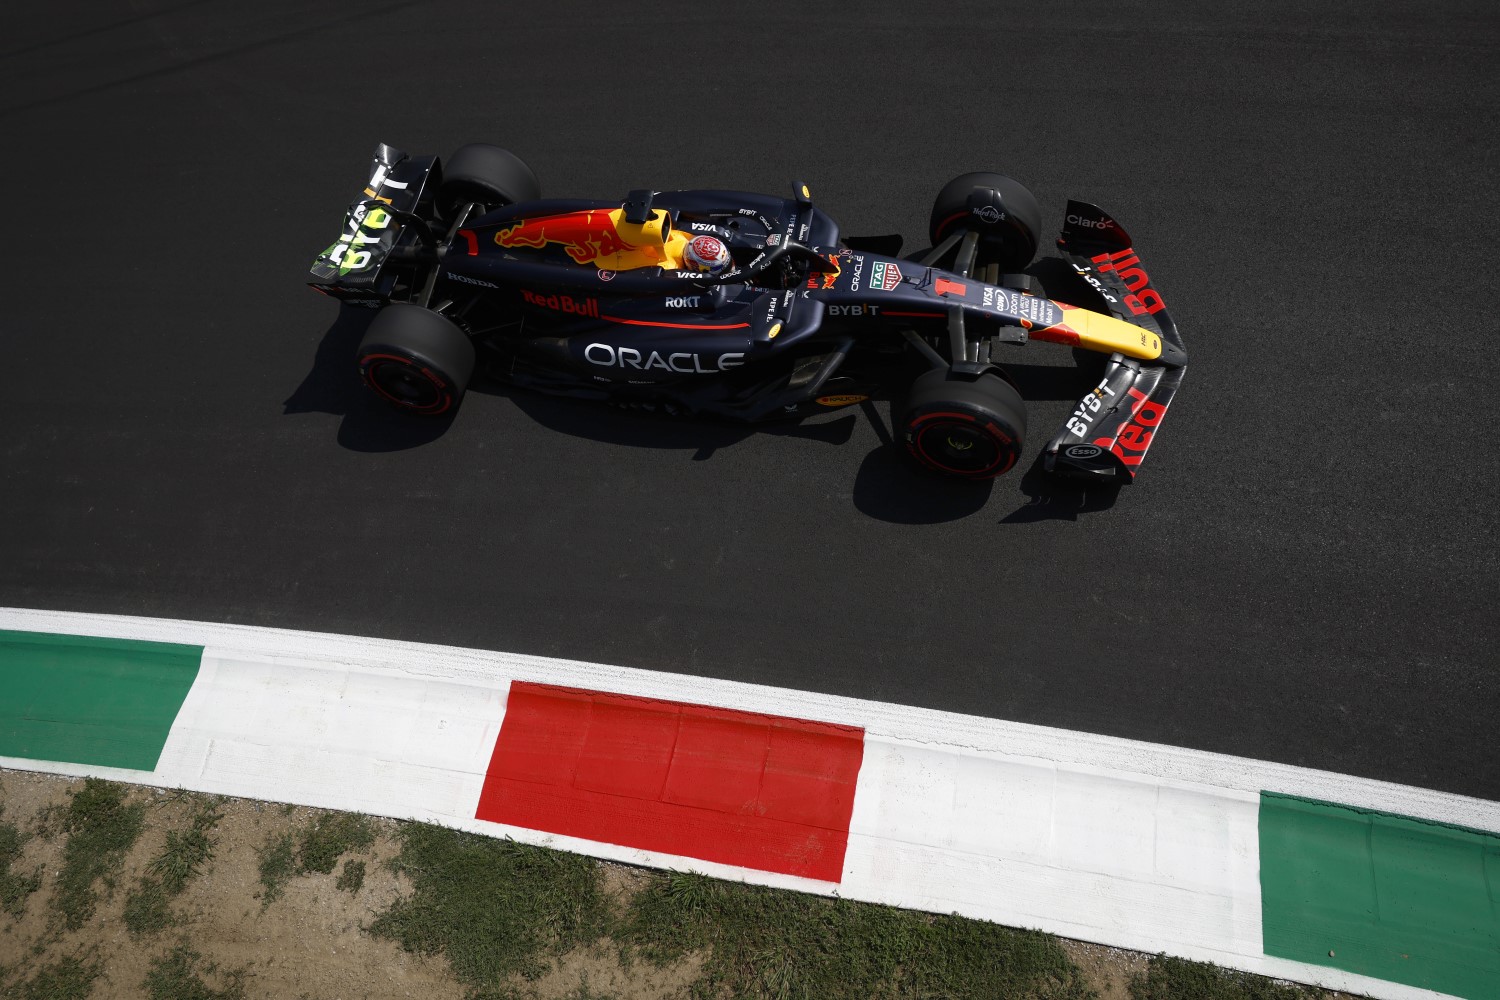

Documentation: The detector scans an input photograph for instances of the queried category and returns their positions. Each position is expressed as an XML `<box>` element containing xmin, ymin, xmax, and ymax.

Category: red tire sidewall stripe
<box><xmin>906</xmin><ymin>409</ymin><xmax>1018</xmax><ymax>477</ymax></box>
<box><xmin>933</xmin><ymin>210</ymin><xmax>968</xmax><ymax>242</ymax></box>
<box><xmin>359</xmin><ymin>353</ymin><xmax>453</xmax><ymax>415</ymax></box>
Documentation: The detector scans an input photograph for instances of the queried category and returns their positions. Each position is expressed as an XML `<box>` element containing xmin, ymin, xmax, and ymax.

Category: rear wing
<box><xmin>308</xmin><ymin>143</ymin><xmax>440</xmax><ymax>302</ymax></box>
<box><xmin>1043</xmin><ymin>201</ymin><xmax>1188</xmax><ymax>484</ymax></box>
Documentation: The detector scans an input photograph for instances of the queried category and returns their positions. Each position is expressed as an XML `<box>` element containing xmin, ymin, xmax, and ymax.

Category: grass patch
<box><xmin>151</xmin><ymin>798</ymin><xmax>221</xmax><ymax>892</ymax></box>
<box><xmin>255</xmin><ymin>811</ymin><xmax>376</xmax><ymax>909</ymax></box>
<box><xmin>1130</xmin><ymin>954</ymin><xmax>1334</xmax><ymax>999</ymax></box>
<box><xmin>255</xmin><ymin>832</ymin><xmax>296</xmax><ymax>909</ymax></box>
<box><xmin>295</xmin><ymin>812</ymin><xmax>374</xmax><ymax>874</ymax></box>
<box><xmin>53</xmin><ymin>779</ymin><xmax>146</xmax><ymax>930</ymax></box>
<box><xmin>143</xmin><ymin>943</ymin><xmax>246</xmax><ymax>1000</ymax></box>
<box><xmin>126</xmin><ymin>796</ymin><xmax>223</xmax><ymax>936</ymax></box>
<box><xmin>335</xmin><ymin>859</ymin><xmax>365</xmax><ymax>895</ymax></box>
<box><xmin>367</xmin><ymin>826</ymin><xmax>1090</xmax><ymax>1000</ymax></box>
<box><xmin>123</xmin><ymin>876</ymin><xmax>178</xmax><ymax>936</ymax></box>
<box><xmin>620</xmin><ymin>869</ymin><xmax>1091</xmax><ymax>999</ymax></box>
<box><xmin>1</xmin><ymin>806</ymin><xmax>44</xmax><ymax>919</ymax></box>
<box><xmin>29</xmin><ymin>802</ymin><xmax>68</xmax><ymax>841</ymax></box>
<box><xmin>7</xmin><ymin>955</ymin><xmax>102</xmax><ymax>1000</ymax></box>
<box><xmin>369</xmin><ymin>823</ymin><xmax>611</xmax><ymax>991</ymax></box>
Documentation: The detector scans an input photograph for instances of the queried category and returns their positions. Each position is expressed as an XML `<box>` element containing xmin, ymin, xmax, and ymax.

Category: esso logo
<box><xmin>1066</xmin><ymin>444</ymin><xmax>1103</xmax><ymax>459</ymax></box>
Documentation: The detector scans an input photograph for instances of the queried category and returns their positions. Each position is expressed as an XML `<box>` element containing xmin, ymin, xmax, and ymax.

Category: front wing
<box><xmin>1043</xmin><ymin>201</ymin><xmax>1188</xmax><ymax>483</ymax></box>
<box><xmin>1045</xmin><ymin>356</ymin><xmax>1185</xmax><ymax>481</ymax></box>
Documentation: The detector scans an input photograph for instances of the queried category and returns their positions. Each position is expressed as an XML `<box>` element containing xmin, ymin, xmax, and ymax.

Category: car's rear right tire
<box><xmin>356</xmin><ymin>304</ymin><xmax>475</xmax><ymax>416</ymax></box>
<box><xmin>902</xmin><ymin>368</ymin><xmax>1027</xmax><ymax>479</ymax></box>
<box><xmin>438</xmin><ymin>144</ymin><xmax>540</xmax><ymax>221</ymax></box>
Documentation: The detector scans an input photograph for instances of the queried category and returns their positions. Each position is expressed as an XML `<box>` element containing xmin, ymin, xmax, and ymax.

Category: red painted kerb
<box><xmin>476</xmin><ymin>681</ymin><xmax>866</xmax><ymax>882</ymax></box>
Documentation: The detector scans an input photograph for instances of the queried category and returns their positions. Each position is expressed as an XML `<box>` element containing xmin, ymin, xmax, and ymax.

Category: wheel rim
<box><xmin>362</xmin><ymin>355</ymin><xmax>450</xmax><ymax>413</ymax></box>
<box><xmin>908</xmin><ymin>412</ymin><xmax>1016</xmax><ymax>477</ymax></box>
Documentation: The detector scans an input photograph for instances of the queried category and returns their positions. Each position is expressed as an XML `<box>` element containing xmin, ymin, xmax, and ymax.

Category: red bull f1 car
<box><xmin>309</xmin><ymin>143</ymin><xmax>1186</xmax><ymax>483</ymax></box>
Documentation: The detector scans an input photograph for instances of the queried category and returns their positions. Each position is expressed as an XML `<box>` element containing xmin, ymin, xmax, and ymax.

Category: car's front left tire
<box><xmin>928</xmin><ymin>171</ymin><xmax>1043</xmax><ymax>273</ymax></box>
<box><xmin>356</xmin><ymin>304</ymin><xmax>475</xmax><ymax>416</ymax></box>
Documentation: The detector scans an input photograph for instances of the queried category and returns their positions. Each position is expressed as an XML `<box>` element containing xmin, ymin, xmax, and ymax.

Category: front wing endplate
<box><xmin>1044</xmin><ymin>201</ymin><xmax>1188</xmax><ymax>484</ymax></box>
<box><xmin>1043</xmin><ymin>354</ymin><xmax>1186</xmax><ymax>484</ymax></box>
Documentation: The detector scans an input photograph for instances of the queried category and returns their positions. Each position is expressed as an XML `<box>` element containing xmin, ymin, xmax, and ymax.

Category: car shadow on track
<box><xmin>283</xmin><ymin>306</ymin><xmax>459</xmax><ymax>452</ymax></box>
<box><xmin>1000</xmin><ymin>458</ymin><xmax>1123</xmax><ymax>523</ymax></box>
<box><xmin>852</xmin><ymin>400</ymin><xmax>1120</xmax><ymax>524</ymax></box>
<box><xmin>489</xmin><ymin>386</ymin><xmax>860</xmax><ymax>459</ymax></box>
<box><xmin>287</xmin><ymin>307</ymin><xmax>1118</xmax><ymax>518</ymax></box>
<box><xmin>852</xmin><ymin>400</ymin><xmax>994</xmax><ymax>524</ymax></box>
<box><xmin>283</xmin><ymin>306</ymin><xmax>858</xmax><ymax>457</ymax></box>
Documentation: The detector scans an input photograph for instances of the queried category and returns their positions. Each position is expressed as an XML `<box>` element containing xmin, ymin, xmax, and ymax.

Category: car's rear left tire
<box><xmin>438</xmin><ymin>144</ymin><xmax>540</xmax><ymax>221</ymax></box>
<box><xmin>902</xmin><ymin>368</ymin><xmax>1027</xmax><ymax>480</ymax></box>
<box><xmin>928</xmin><ymin>171</ymin><xmax>1043</xmax><ymax>273</ymax></box>
<box><xmin>356</xmin><ymin>304</ymin><xmax>475</xmax><ymax>416</ymax></box>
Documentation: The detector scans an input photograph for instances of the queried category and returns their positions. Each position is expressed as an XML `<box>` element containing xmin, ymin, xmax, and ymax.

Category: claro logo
<box><xmin>585</xmin><ymin>344</ymin><xmax>744</xmax><ymax>374</ymax></box>
<box><xmin>1067</xmin><ymin>214</ymin><xmax>1115</xmax><ymax>230</ymax></box>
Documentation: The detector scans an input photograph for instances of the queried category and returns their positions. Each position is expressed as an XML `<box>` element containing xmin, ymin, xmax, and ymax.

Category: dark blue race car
<box><xmin>309</xmin><ymin>143</ymin><xmax>1186</xmax><ymax>482</ymax></box>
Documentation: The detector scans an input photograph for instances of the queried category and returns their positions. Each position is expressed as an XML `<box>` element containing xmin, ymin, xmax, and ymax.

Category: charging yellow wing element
<box><xmin>1034</xmin><ymin>301</ymin><xmax>1162</xmax><ymax>361</ymax></box>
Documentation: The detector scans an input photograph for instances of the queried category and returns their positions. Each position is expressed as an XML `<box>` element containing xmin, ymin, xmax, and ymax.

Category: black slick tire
<box><xmin>438</xmin><ymin>144</ymin><xmax>540</xmax><ymax>220</ymax></box>
<box><xmin>902</xmin><ymin>368</ymin><xmax>1027</xmax><ymax>480</ymax></box>
<box><xmin>928</xmin><ymin>172</ymin><xmax>1043</xmax><ymax>272</ymax></box>
<box><xmin>356</xmin><ymin>304</ymin><xmax>475</xmax><ymax>416</ymax></box>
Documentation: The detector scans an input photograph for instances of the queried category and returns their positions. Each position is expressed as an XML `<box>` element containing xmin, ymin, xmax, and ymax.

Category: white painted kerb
<box><xmin>0</xmin><ymin>607</ymin><xmax>1482</xmax><ymax>1000</ymax></box>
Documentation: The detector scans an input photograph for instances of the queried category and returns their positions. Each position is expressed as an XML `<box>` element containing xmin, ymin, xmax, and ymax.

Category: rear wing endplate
<box><xmin>308</xmin><ymin>143</ymin><xmax>439</xmax><ymax>293</ymax></box>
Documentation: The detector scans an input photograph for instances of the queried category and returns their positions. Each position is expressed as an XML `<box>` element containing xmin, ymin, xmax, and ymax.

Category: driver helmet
<box><xmin>684</xmin><ymin>234</ymin><xmax>732</xmax><ymax>275</ymax></box>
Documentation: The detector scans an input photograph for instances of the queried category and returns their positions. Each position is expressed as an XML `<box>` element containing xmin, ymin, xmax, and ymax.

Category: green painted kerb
<box><xmin>1260</xmin><ymin>791</ymin><xmax>1500</xmax><ymax>999</ymax></box>
<box><xmin>0</xmin><ymin>630</ymin><xmax>202</xmax><ymax>772</ymax></box>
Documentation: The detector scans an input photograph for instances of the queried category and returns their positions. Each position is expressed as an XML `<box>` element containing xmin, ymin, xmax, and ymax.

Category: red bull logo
<box><xmin>806</xmin><ymin>253</ymin><xmax>842</xmax><ymax>290</ymax></box>
<box><xmin>521</xmin><ymin>289</ymin><xmax>600</xmax><ymax>317</ymax></box>
<box><xmin>496</xmin><ymin>210</ymin><xmax>637</xmax><ymax>265</ymax></box>
<box><xmin>1090</xmin><ymin>248</ymin><xmax>1164</xmax><ymax>316</ymax></box>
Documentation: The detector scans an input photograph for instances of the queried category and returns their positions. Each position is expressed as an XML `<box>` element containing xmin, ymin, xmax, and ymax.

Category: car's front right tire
<box><xmin>902</xmin><ymin>368</ymin><xmax>1027</xmax><ymax>479</ymax></box>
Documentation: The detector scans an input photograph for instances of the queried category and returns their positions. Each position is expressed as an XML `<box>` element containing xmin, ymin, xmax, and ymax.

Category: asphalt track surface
<box><xmin>3</xmin><ymin>2</ymin><xmax>1497</xmax><ymax>800</ymax></box>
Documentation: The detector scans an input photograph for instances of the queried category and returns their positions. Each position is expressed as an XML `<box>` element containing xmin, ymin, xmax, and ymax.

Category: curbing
<box><xmin>1</xmin><ymin>607</ymin><xmax>1496</xmax><ymax>1000</ymax></box>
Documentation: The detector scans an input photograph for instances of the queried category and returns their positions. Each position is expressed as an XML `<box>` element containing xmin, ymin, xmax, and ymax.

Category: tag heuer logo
<box><xmin>870</xmin><ymin>261</ymin><xmax>902</xmax><ymax>291</ymax></box>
